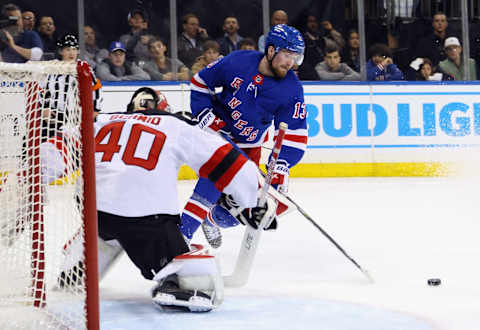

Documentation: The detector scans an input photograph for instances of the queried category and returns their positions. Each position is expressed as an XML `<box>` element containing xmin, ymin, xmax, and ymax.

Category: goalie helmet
<box><xmin>127</xmin><ymin>87</ymin><xmax>159</xmax><ymax>113</ymax></box>
<box><xmin>265</xmin><ymin>24</ymin><xmax>305</xmax><ymax>65</ymax></box>
<box><xmin>127</xmin><ymin>87</ymin><xmax>173</xmax><ymax>113</ymax></box>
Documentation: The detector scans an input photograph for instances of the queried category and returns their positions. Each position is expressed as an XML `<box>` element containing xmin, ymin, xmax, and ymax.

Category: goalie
<box><xmin>90</xmin><ymin>87</ymin><xmax>278</xmax><ymax>312</ymax></box>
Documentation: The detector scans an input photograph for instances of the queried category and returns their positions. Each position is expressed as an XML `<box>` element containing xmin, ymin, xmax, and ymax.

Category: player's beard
<box><xmin>272</xmin><ymin>65</ymin><xmax>289</xmax><ymax>79</ymax></box>
<box><xmin>268</xmin><ymin>57</ymin><xmax>288</xmax><ymax>79</ymax></box>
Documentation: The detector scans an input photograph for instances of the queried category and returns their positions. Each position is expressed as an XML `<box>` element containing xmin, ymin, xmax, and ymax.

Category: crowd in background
<box><xmin>0</xmin><ymin>1</ymin><xmax>479</xmax><ymax>81</ymax></box>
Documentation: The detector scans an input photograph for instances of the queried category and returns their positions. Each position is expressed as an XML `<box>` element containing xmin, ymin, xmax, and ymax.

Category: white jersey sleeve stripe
<box><xmin>190</xmin><ymin>74</ymin><xmax>211</xmax><ymax>94</ymax></box>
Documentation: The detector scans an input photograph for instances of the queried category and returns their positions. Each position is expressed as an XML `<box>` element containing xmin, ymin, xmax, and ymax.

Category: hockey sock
<box><xmin>180</xmin><ymin>190</ymin><xmax>217</xmax><ymax>239</ymax></box>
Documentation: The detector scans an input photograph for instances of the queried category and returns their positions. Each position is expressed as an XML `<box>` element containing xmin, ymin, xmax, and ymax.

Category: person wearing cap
<box><xmin>96</xmin><ymin>40</ymin><xmax>149</xmax><ymax>81</ymax></box>
<box><xmin>438</xmin><ymin>37</ymin><xmax>476</xmax><ymax>81</ymax></box>
<box><xmin>41</xmin><ymin>34</ymin><xmax>103</xmax><ymax>138</ymax></box>
<box><xmin>119</xmin><ymin>8</ymin><xmax>151</xmax><ymax>63</ymax></box>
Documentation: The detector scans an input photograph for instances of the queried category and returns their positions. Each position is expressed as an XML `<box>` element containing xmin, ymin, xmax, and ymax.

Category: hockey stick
<box><xmin>223</xmin><ymin>122</ymin><xmax>288</xmax><ymax>288</ymax></box>
<box><xmin>282</xmin><ymin>193</ymin><xmax>374</xmax><ymax>283</ymax></box>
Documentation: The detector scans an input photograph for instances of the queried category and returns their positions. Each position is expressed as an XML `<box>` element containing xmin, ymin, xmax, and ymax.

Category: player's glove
<box><xmin>197</xmin><ymin>108</ymin><xmax>228</xmax><ymax>135</ymax></box>
<box><xmin>270</xmin><ymin>160</ymin><xmax>290</xmax><ymax>194</ymax></box>
<box><xmin>236</xmin><ymin>197</ymin><xmax>277</xmax><ymax>230</ymax></box>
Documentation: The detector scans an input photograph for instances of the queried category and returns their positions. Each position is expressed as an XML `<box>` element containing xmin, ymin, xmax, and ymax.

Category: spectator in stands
<box><xmin>96</xmin><ymin>41</ymin><xmax>149</xmax><ymax>81</ymax></box>
<box><xmin>191</xmin><ymin>40</ymin><xmax>221</xmax><ymax>75</ymax></box>
<box><xmin>315</xmin><ymin>46</ymin><xmax>360</xmax><ymax>81</ymax></box>
<box><xmin>298</xmin><ymin>15</ymin><xmax>345</xmax><ymax>81</ymax></box>
<box><xmin>438</xmin><ymin>37</ymin><xmax>476</xmax><ymax>80</ymax></box>
<box><xmin>366</xmin><ymin>43</ymin><xmax>404</xmax><ymax>81</ymax></box>
<box><xmin>341</xmin><ymin>29</ymin><xmax>360</xmax><ymax>72</ymax></box>
<box><xmin>82</xmin><ymin>25</ymin><xmax>108</xmax><ymax>70</ymax></box>
<box><xmin>258</xmin><ymin>10</ymin><xmax>288</xmax><ymax>52</ymax></box>
<box><xmin>320</xmin><ymin>20</ymin><xmax>345</xmax><ymax>50</ymax></box>
<box><xmin>37</xmin><ymin>16</ymin><xmax>57</xmax><ymax>59</ymax></box>
<box><xmin>120</xmin><ymin>8</ymin><xmax>151</xmax><ymax>63</ymax></box>
<box><xmin>217</xmin><ymin>16</ymin><xmax>243</xmax><ymax>56</ymax></box>
<box><xmin>0</xmin><ymin>3</ymin><xmax>43</xmax><ymax>63</ymax></box>
<box><xmin>178</xmin><ymin>13</ymin><xmax>210</xmax><ymax>69</ymax></box>
<box><xmin>415</xmin><ymin>12</ymin><xmax>456</xmax><ymax>66</ymax></box>
<box><xmin>238</xmin><ymin>37</ymin><xmax>256</xmax><ymax>50</ymax></box>
<box><xmin>21</xmin><ymin>10</ymin><xmax>35</xmax><ymax>31</ymax></box>
<box><xmin>142</xmin><ymin>36</ymin><xmax>190</xmax><ymax>81</ymax></box>
<box><xmin>407</xmin><ymin>57</ymin><xmax>453</xmax><ymax>81</ymax></box>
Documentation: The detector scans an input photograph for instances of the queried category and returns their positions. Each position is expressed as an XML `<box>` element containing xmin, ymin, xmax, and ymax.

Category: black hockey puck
<box><xmin>427</xmin><ymin>278</ymin><xmax>441</xmax><ymax>286</ymax></box>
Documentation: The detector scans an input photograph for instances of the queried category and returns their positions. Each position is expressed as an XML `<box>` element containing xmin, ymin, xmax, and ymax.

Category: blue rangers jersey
<box><xmin>190</xmin><ymin>50</ymin><xmax>307</xmax><ymax>168</ymax></box>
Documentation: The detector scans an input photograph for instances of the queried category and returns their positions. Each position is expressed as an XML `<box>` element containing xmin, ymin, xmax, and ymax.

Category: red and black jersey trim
<box><xmin>199</xmin><ymin>143</ymin><xmax>248</xmax><ymax>191</ymax></box>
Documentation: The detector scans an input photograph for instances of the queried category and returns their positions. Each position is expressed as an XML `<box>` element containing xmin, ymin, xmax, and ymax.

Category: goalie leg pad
<box><xmin>152</xmin><ymin>244</ymin><xmax>224</xmax><ymax>310</ymax></box>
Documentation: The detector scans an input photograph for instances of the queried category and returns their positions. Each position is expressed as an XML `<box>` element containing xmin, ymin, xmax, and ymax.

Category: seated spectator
<box><xmin>298</xmin><ymin>15</ymin><xmax>344</xmax><ymax>80</ymax></box>
<box><xmin>315</xmin><ymin>46</ymin><xmax>360</xmax><ymax>81</ymax></box>
<box><xmin>407</xmin><ymin>57</ymin><xmax>453</xmax><ymax>81</ymax></box>
<box><xmin>120</xmin><ymin>8</ymin><xmax>152</xmax><ymax>63</ymax></box>
<box><xmin>21</xmin><ymin>10</ymin><xmax>35</xmax><ymax>31</ymax></box>
<box><xmin>438</xmin><ymin>37</ymin><xmax>476</xmax><ymax>80</ymax></box>
<box><xmin>142</xmin><ymin>36</ymin><xmax>190</xmax><ymax>81</ymax></box>
<box><xmin>258</xmin><ymin>10</ymin><xmax>288</xmax><ymax>52</ymax></box>
<box><xmin>178</xmin><ymin>13</ymin><xmax>210</xmax><ymax>69</ymax></box>
<box><xmin>37</xmin><ymin>16</ymin><xmax>57</xmax><ymax>58</ymax></box>
<box><xmin>415</xmin><ymin>12</ymin><xmax>457</xmax><ymax>66</ymax></box>
<box><xmin>366</xmin><ymin>44</ymin><xmax>404</xmax><ymax>81</ymax></box>
<box><xmin>217</xmin><ymin>16</ymin><xmax>243</xmax><ymax>56</ymax></box>
<box><xmin>191</xmin><ymin>40</ymin><xmax>221</xmax><ymax>75</ymax></box>
<box><xmin>341</xmin><ymin>29</ymin><xmax>360</xmax><ymax>72</ymax></box>
<box><xmin>238</xmin><ymin>37</ymin><xmax>256</xmax><ymax>50</ymax></box>
<box><xmin>82</xmin><ymin>25</ymin><xmax>108</xmax><ymax>69</ymax></box>
<box><xmin>0</xmin><ymin>3</ymin><xmax>43</xmax><ymax>63</ymax></box>
<box><xmin>96</xmin><ymin>41</ymin><xmax>149</xmax><ymax>81</ymax></box>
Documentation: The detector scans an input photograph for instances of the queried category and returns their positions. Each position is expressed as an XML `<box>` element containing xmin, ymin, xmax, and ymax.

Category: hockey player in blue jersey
<box><xmin>180</xmin><ymin>24</ymin><xmax>307</xmax><ymax>247</ymax></box>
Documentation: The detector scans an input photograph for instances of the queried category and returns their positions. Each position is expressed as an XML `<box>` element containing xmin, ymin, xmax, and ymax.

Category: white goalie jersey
<box><xmin>94</xmin><ymin>111</ymin><xmax>260</xmax><ymax>217</ymax></box>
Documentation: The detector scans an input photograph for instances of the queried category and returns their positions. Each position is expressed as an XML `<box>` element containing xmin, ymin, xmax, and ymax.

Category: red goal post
<box><xmin>0</xmin><ymin>60</ymin><xmax>98</xmax><ymax>329</ymax></box>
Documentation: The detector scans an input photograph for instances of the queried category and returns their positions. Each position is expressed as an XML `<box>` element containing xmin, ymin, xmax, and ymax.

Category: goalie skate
<box><xmin>152</xmin><ymin>274</ymin><xmax>213</xmax><ymax>312</ymax></box>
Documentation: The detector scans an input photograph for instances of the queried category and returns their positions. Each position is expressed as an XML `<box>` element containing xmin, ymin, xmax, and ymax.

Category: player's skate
<box><xmin>201</xmin><ymin>219</ymin><xmax>222</xmax><ymax>249</ymax></box>
<box><xmin>152</xmin><ymin>274</ymin><xmax>213</xmax><ymax>312</ymax></box>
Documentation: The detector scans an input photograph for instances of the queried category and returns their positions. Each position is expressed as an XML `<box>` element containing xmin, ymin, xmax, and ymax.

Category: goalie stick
<box><xmin>223</xmin><ymin>122</ymin><xmax>288</xmax><ymax>288</ymax></box>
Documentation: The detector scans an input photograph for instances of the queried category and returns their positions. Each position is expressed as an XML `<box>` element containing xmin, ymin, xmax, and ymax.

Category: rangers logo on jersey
<box><xmin>230</xmin><ymin>77</ymin><xmax>244</xmax><ymax>90</ymax></box>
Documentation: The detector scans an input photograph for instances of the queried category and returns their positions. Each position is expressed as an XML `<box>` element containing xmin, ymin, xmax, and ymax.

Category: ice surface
<box><xmin>100</xmin><ymin>177</ymin><xmax>480</xmax><ymax>330</ymax></box>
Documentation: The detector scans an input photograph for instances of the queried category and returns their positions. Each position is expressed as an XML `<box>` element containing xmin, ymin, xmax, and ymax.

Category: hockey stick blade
<box><xmin>223</xmin><ymin>122</ymin><xmax>288</xmax><ymax>288</ymax></box>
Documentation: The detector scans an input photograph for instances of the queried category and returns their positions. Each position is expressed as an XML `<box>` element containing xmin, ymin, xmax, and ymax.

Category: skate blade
<box><xmin>152</xmin><ymin>293</ymin><xmax>213</xmax><ymax>312</ymax></box>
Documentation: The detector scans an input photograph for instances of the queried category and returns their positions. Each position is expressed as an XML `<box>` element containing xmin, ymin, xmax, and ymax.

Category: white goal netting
<box><xmin>0</xmin><ymin>61</ymin><xmax>97</xmax><ymax>329</ymax></box>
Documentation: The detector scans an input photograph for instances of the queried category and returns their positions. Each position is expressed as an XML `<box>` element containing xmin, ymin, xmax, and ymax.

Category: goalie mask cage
<box><xmin>0</xmin><ymin>61</ymin><xmax>99</xmax><ymax>329</ymax></box>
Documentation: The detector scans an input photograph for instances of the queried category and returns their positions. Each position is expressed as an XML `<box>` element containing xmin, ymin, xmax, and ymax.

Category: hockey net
<box><xmin>0</xmin><ymin>61</ymin><xmax>98</xmax><ymax>329</ymax></box>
